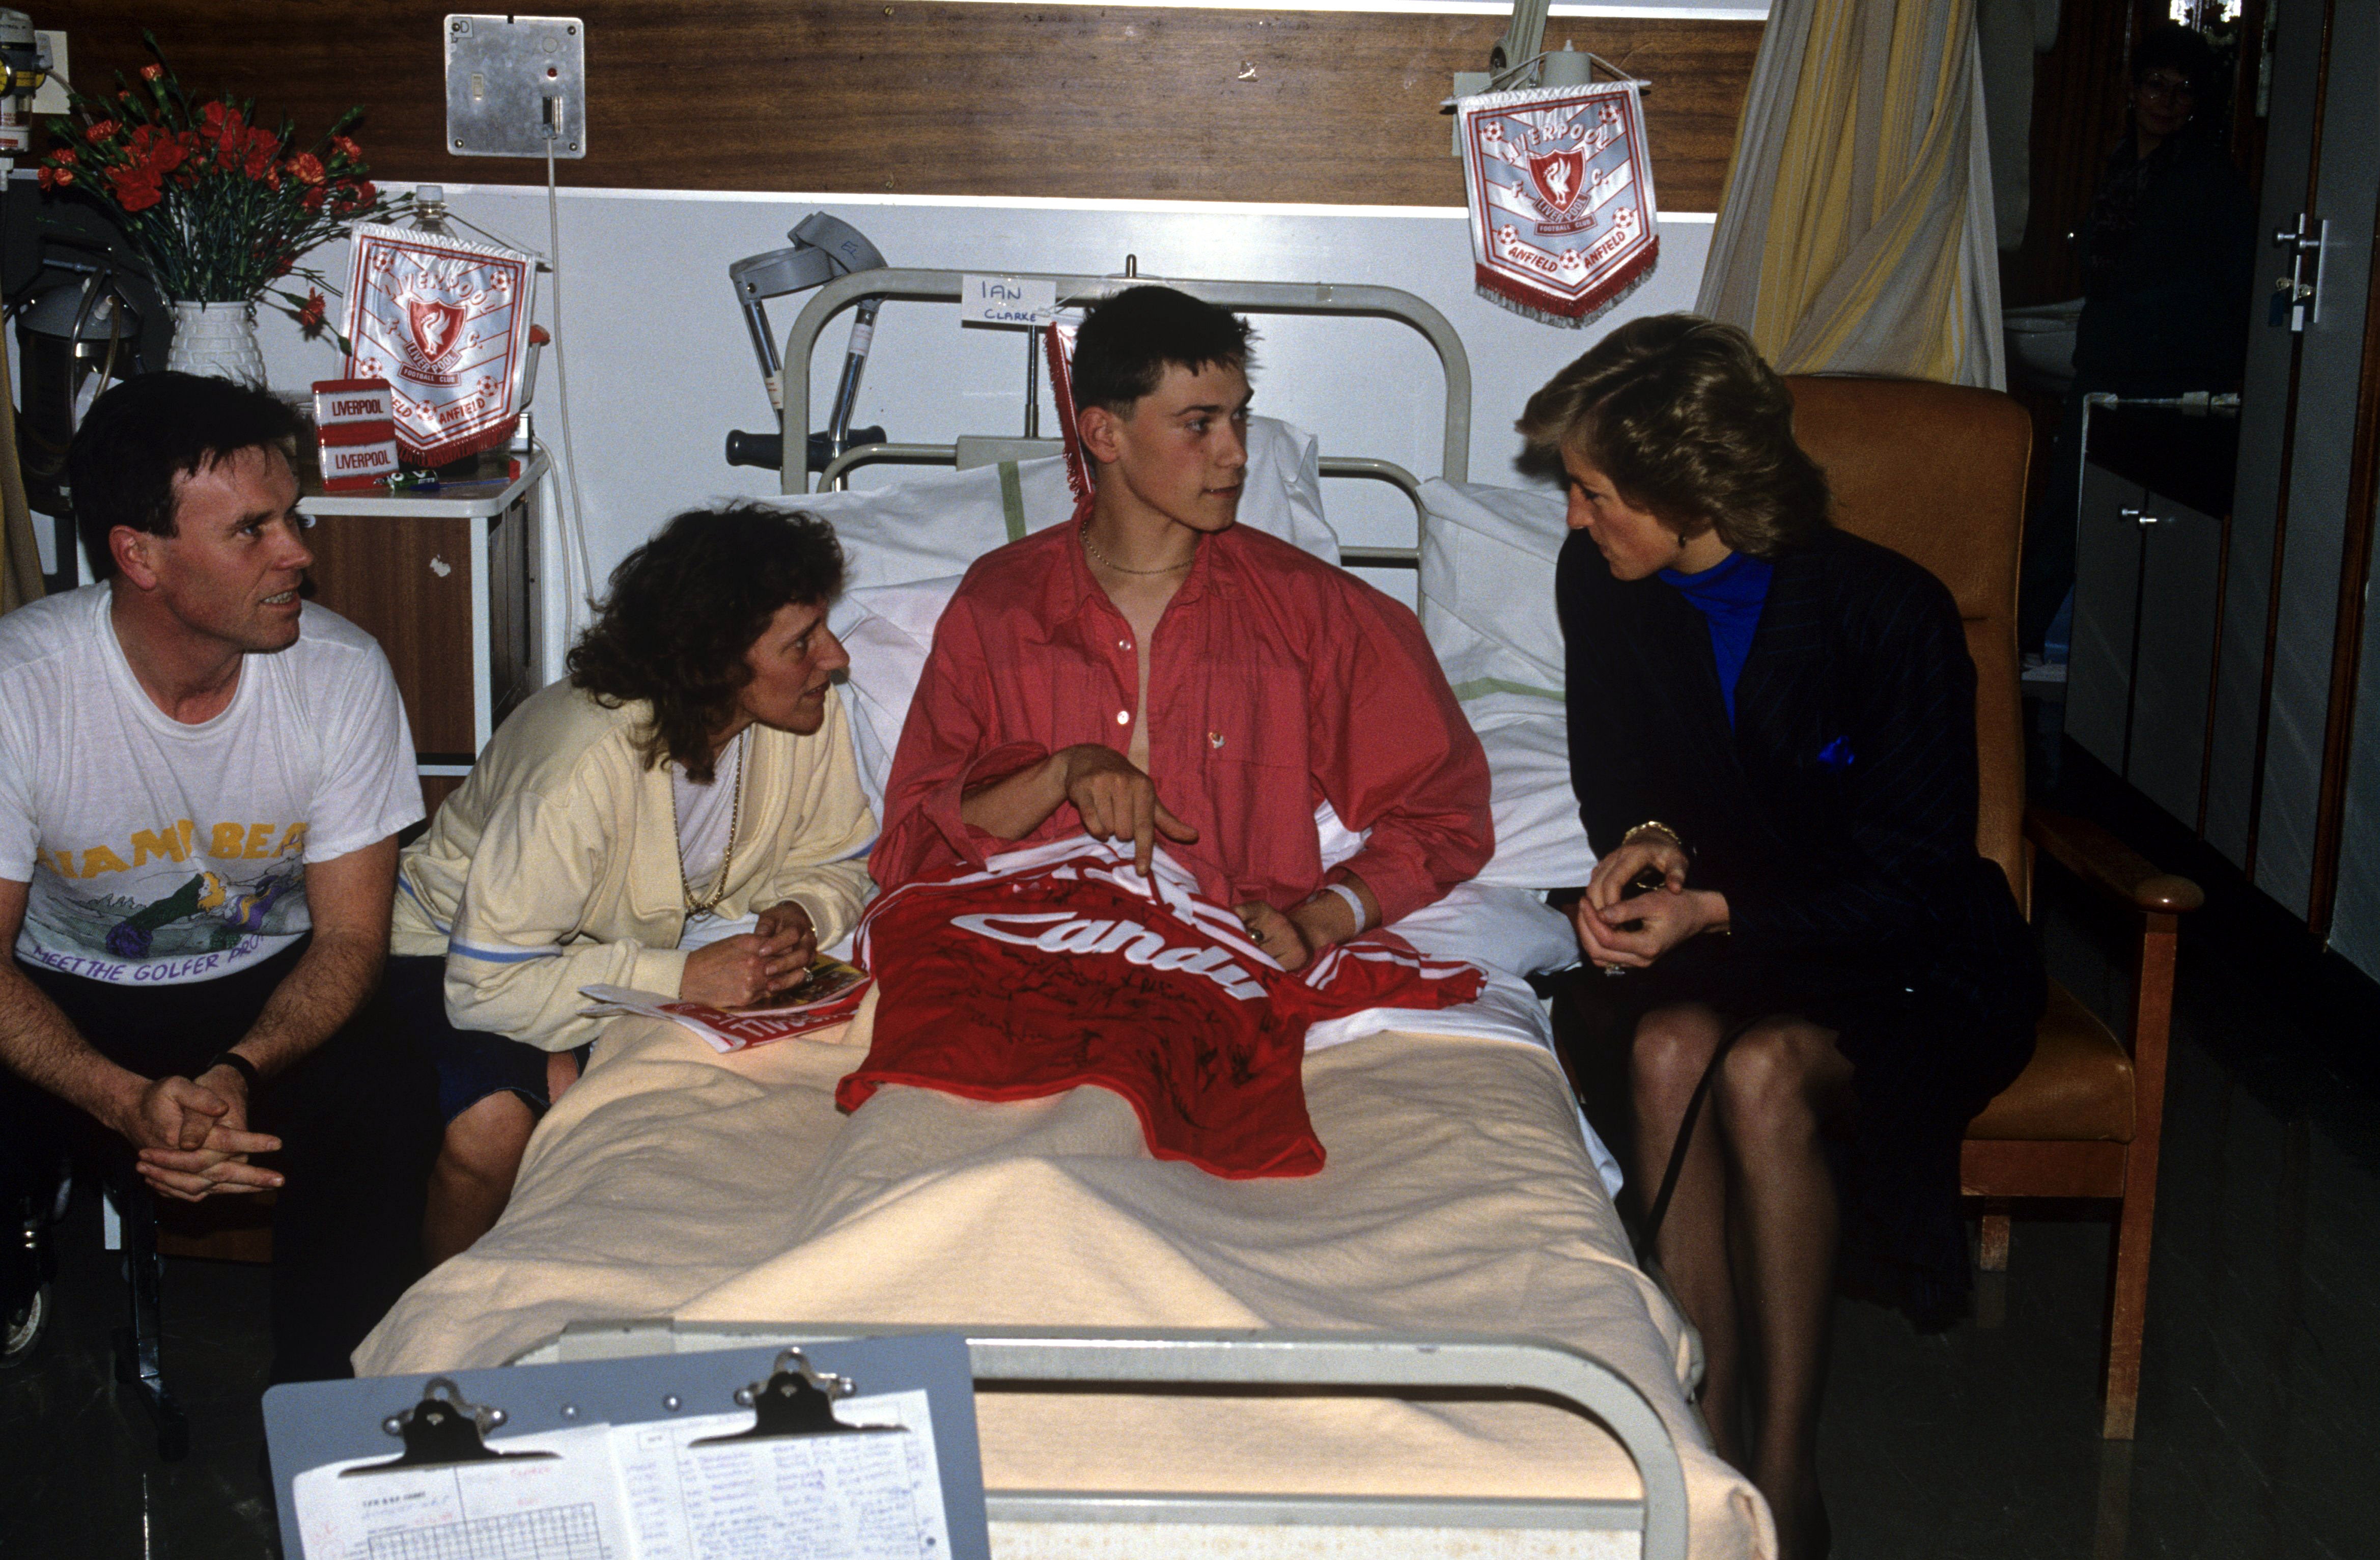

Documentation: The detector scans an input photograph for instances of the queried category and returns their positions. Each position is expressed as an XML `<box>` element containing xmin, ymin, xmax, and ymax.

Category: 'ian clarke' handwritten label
<box><xmin>960</xmin><ymin>274</ymin><xmax>1058</xmax><ymax>329</ymax></box>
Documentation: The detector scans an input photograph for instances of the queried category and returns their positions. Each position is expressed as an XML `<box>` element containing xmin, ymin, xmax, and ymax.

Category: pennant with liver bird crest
<box><xmin>1457</xmin><ymin>79</ymin><xmax>1660</xmax><ymax>327</ymax></box>
<box><xmin>341</xmin><ymin>222</ymin><xmax>538</xmax><ymax>466</ymax></box>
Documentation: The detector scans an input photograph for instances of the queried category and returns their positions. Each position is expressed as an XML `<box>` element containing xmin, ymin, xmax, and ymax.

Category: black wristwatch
<box><xmin>205</xmin><ymin>1049</ymin><xmax>262</xmax><ymax>1092</ymax></box>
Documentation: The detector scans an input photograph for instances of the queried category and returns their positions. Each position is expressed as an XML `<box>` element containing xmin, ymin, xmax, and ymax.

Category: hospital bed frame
<box><xmin>751</xmin><ymin>276</ymin><xmax>1693</xmax><ymax>1555</ymax></box>
<box><xmin>776</xmin><ymin>269</ymin><xmax>1476</xmax><ymax>575</ymax></box>
<box><xmin>521</xmin><ymin>1321</ymin><xmax>1689</xmax><ymax>1560</ymax></box>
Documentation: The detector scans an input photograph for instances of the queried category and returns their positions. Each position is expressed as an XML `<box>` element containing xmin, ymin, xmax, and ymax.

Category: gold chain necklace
<box><xmin>675</xmin><ymin>730</ymin><xmax>746</xmax><ymax>916</ymax></box>
<box><xmin>1081</xmin><ymin>518</ymin><xmax>1195</xmax><ymax>576</ymax></box>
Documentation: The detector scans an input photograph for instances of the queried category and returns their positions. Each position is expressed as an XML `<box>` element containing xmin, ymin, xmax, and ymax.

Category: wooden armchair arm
<box><xmin>2024</xmin><ymin>807</ymin><xmax>2204</xmax><ymax>915</ymax></box>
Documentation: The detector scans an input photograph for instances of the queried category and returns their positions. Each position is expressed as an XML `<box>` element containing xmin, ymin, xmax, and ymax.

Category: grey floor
<box><xmin>6</xmin><ymin>763</ymin><xmax>2379</xmax><ymax>1557</ymax></box>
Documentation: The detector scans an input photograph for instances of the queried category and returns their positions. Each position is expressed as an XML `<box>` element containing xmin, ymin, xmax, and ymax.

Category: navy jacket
<box><xmin>1559</xmin><ymin>522</ymin><xmax>2042</xmax><ymax>1316</ymax></box>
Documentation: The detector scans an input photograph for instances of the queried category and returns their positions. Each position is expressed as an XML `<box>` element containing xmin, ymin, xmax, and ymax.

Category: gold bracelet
<box><xmin>1621</xmin><ymin>820</ymin><xmax>1687</xmax><ymax>851</ymax></box>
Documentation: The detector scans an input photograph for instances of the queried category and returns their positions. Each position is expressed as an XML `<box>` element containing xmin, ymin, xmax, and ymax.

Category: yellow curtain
<box><xmin>0</xmin><ymin>337</ymin><xmax>46</xmax><ymax>613</ymax></box>
<box><xmin>1696</xmin><ymin>0</ymin><xmax>2005</xmax><ymax>388</ymax></box>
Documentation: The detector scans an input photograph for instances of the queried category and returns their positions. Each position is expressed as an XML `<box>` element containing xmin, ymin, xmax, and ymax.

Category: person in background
<box><xmin>2019</xmin><ymin>20</ymin><xmax>2255</xmax><ymax>660</ymax></box>
<box><xmin>1529</xmin><ymin>316</ymin><xmax>2043</xmax><ymax>1558</ymax></box>
<box><xmin>0</xmin><ymin>372</ymin><xmax>433</xmax><ymax>1382</ymax></box>
<box><xmin>389</xmin><ymin>505</ymin><xmax>875</xmax><ymax>1266</ymax></box>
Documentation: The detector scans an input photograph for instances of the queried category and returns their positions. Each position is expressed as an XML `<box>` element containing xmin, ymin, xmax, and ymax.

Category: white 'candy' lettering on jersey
<box><xmin>950</xmin><ymin>910</ymin><xmax>1267</xmax><ymax>1001</ymax></box>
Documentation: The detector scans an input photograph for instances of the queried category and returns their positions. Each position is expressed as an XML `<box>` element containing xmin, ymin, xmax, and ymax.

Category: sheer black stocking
<box><xmin>1633</xmin><ymin>1003</ymin><xmax>1853</xmax><ymax>1560</ymax></box>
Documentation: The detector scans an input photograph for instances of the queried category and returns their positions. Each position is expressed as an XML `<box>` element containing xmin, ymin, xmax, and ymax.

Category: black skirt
<box><xmin>1589</xmin><ymin>912</ymin><xmax>2039</xmax><ymax>1327</ymax></box>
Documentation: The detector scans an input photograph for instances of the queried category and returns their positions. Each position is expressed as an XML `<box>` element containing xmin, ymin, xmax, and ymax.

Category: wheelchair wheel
<box><xmin>2</xmin><ymin>1279</ymin><xmax>50</xmax><ymax>1370</ymax></box>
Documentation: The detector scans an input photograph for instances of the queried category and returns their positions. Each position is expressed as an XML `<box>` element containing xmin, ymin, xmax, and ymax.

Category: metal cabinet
<box><xmin>2068</xmin><ymin>461</ymin><xmax>2227</xmax><ymax>831</ymax></box>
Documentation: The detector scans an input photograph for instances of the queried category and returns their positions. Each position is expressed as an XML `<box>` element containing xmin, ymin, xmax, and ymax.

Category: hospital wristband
<box><xmin>1311</xmin><ymin>882</ymin><xmax>1368</xmax><ymax>933</ymax></box>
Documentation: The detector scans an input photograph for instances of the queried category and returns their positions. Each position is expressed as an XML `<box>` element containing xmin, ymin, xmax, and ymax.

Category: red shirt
<box><xmin>871</xmin><ymin>511</ymin><xmax>1493</xmax><ymax>927</ymax></box>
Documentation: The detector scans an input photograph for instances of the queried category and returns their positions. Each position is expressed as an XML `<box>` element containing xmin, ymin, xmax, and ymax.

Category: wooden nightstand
<box><xmin>299</xmin><ymin>449</ymin><xmax>550</xmax><ymax>819</ymax></box>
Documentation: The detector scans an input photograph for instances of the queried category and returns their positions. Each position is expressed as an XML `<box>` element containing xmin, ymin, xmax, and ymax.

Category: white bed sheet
<box><xmin>355</xmin><ymin>1002</ymin><xmax>1770</xmax><ymax>1557</ymax></box>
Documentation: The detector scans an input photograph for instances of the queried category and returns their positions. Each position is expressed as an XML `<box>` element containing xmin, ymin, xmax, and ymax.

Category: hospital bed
<box><xmin>353</xmin><ymin>275</ymin><xmax>1773</xmax><ymax>1559</ymax></box>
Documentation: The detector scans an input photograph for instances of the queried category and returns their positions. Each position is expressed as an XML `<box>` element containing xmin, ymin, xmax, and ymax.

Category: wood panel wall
<box><xmin>42</xmin><ymin>2</ymin><xmax>1757</xmax><ymax>211</ymax></box>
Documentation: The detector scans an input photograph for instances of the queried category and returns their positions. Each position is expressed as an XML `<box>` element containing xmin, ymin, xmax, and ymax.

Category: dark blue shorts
<box><xmin>384</xmin><ymin>955</ymin><xmax>585</xmax><ymax>1126</ymax></box>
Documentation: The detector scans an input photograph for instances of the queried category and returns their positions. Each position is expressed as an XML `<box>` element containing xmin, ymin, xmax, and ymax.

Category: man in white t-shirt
<box><xmin>0</xmin><ymin>373</ymin><xmax>434</xmax><ymax>1382</ymax></box>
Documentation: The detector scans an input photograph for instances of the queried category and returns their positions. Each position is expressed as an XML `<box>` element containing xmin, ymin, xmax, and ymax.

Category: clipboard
<box><xmin>263</xmin><ymin>1332</ymin><xmax>988</xmax><ymax>1560</ymax></box>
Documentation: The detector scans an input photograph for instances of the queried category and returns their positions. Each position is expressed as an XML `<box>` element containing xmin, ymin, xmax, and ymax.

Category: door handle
<box><xmin>2119</xmin><ymin>507</ymin><xmax>2161</xmax><ymax>527</ymax></box>
<box><xmin>2272</xmin><ymin>213</ymin><xmax>2330</xmax><ymax>331</ymax></box>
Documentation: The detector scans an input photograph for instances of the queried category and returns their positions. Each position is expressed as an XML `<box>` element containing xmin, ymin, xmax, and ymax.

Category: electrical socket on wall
<box><xmin>31</xmin><ymin>32</ymin><xmax>68</xmax><ymax>115</ymax></box>
<box><xmin>444</xmin><ymin>14</ymin><xmax>586</xmax><ymax>159</ymax></box>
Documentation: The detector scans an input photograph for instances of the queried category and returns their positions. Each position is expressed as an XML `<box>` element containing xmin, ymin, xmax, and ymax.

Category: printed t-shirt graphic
<box><xmin>0</xmin><ymin>583</ymin><xmax>422</xmax><ymax>985</ymax></box>
<box><xmin>842</xmin><ymin>838</ymin><xmax>1486</xmax><ymax>1178</ymax></box>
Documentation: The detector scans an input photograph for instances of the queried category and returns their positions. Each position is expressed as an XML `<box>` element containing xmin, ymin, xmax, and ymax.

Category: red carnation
<box><xmin>330</xmin><ymin>134</ymin><xmax>363</xmax><ymax>164</ymax></box>
<box><xmin>122</xmin><ymin>126</ymin><xmax>186</xmax><ymax>183</ymax></box>
<box><xmin>299</xmin><ymin>183</ymin><xmax>326</xmax><ymax>213</ymax></box>
<box><xmin>241</xmin><ymin>126</ymin><xmax>277</xmax><ymax>180</ymax></box>
<box><xmin>297</xmin><ymin>290</ymin><xmax>327</xmax><ymax>331</ymax></box>
<box><xmin>200</xmin><ymin>101</ymin><xmax>244</xmax><ymax>144</ymax></box>
<box><xmin>139</xmin><ymin>63</ymin><xmax>164</xmax><ymax>82</ymax></box>
<box><xmin>50</xmin><ymin>147</ymin><xmax>75</xmax><ymax>166</ymax></box>
<box><xmin>287</xmin><ymin>152</ymin><xmax>324</xmax><ymax>186</ymax></box>
<box><xmin>85</xmin><ymin>118</ymin><xmax>119</xmax><ymax>144</ymax></box>
<box><xmin>36</xmin><ymin>164</ymin><xmax>71</xmax><ymax>191</ymax></box>
<box><xmin>109</xmin><ymin>165</ymin><xmax>161</xmax><ymax>212</ymax></box>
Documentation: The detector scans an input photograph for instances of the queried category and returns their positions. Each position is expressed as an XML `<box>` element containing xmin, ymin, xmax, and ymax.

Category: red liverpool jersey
<box><xmin>841</xmin><ymin>838</ymin><xmax>1486</xmax><ymax>1178</ymax></box>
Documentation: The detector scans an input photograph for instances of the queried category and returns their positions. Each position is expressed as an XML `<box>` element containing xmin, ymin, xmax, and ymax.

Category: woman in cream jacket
<box><xmin>389</xmin><ymin>505</ymin><xmax>875</xmax><ymax>1264</ymax></box>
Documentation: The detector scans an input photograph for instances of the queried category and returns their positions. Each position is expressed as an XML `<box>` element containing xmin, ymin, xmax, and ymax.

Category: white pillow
<box><xmin>829</xmin><ymin>575</ymin><xmax>961</xmax><ymax>821</ymax></box>
<box><xmin>1418</xmin><ymin>476</ymin><xmax>1567</xmax><ymax>688</ymax></box>
<box><xmin>1414</xmin><ymin>479</ymin><xmax>1600</xmax><ymax>891</ymax></box>
<box><xmin>798</xmin><ymin>415</ymin><xmax>1337</xmax><ymax>590</ymax></box>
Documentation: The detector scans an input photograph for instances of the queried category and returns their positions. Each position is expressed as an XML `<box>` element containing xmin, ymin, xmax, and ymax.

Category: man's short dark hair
<box><xmin>67</xmin><ymin>371</ymin><xmax>309</xmax><ymax>578</ymax></box>
<box><xmin>567</xmin><ymin>504</ymin><xmax>847</xmax><ymax>784</ymax></box>
<box><xmin>1070</xmin><ymin>286</ymin><xmax>1255</xmax><ymax>416</ymax></box>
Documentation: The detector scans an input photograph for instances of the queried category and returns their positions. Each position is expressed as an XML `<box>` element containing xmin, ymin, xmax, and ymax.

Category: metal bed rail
<box><xmin>777</xmin><ymin>267</ymin><xmax>1474</xmax><ymax>505</ymax></box>
<box><xmin>526</xmin><ymin>1320</ymin><xmax>1690</xmax><ymax>1560</ymax></box>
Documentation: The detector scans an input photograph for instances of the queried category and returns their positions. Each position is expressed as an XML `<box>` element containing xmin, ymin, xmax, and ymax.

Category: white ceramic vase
<box><xmin>164</xmin><ymin>299</ymin><xmax>266</xmax><ymax>387</ymax></box>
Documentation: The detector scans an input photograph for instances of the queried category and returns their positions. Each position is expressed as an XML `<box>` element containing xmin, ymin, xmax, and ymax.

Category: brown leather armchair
<box><xmin>1786</xmin><ymin>375</ymin><xmax>2201</xmax><ymax>1440</ymax></box>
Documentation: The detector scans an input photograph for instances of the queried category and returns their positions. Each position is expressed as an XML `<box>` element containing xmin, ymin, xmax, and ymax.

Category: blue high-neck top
<box><xmin>1659</xmin><ymin>550</ymin><xmax>1774</xmax><ymax>726</ymax></box>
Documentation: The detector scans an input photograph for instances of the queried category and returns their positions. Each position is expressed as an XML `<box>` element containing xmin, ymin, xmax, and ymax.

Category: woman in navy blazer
<box><xmin>1528</xmin><ymin>316</ymin><xmax>2041</xmax><ymax>1557</ymax></box>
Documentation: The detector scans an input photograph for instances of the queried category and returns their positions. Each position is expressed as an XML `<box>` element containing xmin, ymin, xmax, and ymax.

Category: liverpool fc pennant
<box><xmin>1457</xmin><ymin>80</ymin><xmax>1660</xmax><ymax>327</ymax></box>
<box><xmin>341</xmin><ymin>222</ymin><xmax>539</xmax><ymax>466</ymax></box>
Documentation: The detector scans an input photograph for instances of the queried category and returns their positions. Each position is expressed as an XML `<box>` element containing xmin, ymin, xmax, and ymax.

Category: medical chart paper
<box><xmin>290</xmin><ymin>1392</ymin><xmax>951</xmax><ymax>1560</ymax></box>
<box><xmin>290</xmin><ymin>1423</ymin><xmax>631</xmax><ymax>1560</ymax></box>
<box><xmin>612</xmin><ymin>1390</ymin><xmax>953</xmax><ymax>1560</ymax></box>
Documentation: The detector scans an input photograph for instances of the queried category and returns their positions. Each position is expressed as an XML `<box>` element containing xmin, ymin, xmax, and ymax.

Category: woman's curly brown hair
<box><xmin>567</xmin><ymin>504</ymin><xmax>846</xmax><ymax>782</ymax></box>
<box><xmin>1517</xmin><ymin>313</ymin><xmax>1829</xmax><ymax>559</ymax></box>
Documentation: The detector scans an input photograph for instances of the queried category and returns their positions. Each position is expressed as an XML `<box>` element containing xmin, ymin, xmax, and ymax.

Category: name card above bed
<box><xmin>961</xmin><ymin>275</ymin><xmax>1060</xmax><ymax>329</ymax></box>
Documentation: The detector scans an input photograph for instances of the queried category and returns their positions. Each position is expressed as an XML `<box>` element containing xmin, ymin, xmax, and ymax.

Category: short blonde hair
<box><xmin>1517</xmin><ymin>314</ymin><xmax>1829</xmax><ymax>559</ymax></box>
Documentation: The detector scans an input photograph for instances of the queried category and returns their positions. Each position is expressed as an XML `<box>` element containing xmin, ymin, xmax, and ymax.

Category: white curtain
<box><xmin>1696</xmin><ymin>0</ymin><xmax>2006</xmax><ymax>389</ymax></box>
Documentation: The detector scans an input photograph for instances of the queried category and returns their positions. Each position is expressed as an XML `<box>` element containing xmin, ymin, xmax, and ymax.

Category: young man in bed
<box><xmin>873</xmin><ymin>285</ymin><xmax>1491</xmax><ymax>963</ymax></box>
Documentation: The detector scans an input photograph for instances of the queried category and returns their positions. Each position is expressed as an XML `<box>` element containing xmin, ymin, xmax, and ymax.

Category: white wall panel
<box><xmin>246</xmin><ymin>184</ymin><xmax>1711</xmax><ymax>680</ymax></box>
